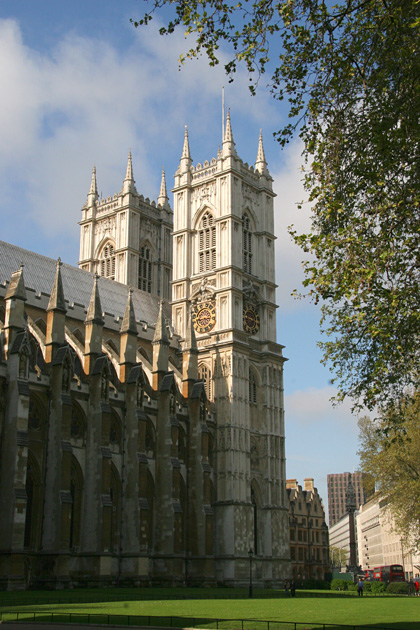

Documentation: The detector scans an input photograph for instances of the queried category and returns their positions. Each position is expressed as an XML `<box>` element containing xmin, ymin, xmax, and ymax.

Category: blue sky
<box><xmin>0</xmin><ymin>0</ymin><xmax>363</xmax><ymax>515</ymax></box>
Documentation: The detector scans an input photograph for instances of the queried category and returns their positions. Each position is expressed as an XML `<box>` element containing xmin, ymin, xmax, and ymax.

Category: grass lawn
<box><xmin>0</xmin><ymin>589</ymin><xmax>418</xmax><ymax>630</ymax></box>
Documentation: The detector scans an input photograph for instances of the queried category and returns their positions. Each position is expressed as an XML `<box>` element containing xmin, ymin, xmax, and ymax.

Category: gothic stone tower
<box><xmin>78</xmin><ymin>153</ymin><xmax>173</xmax><ymax>300</ymax></box>
<box><xmin>172</xmin><ymin>113</ymin><xmax>289</xmax><ymax>586</ymax></box>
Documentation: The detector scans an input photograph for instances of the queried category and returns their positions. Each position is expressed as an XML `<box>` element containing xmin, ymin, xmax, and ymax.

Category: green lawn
<box><xmin>0</xmin><ymin>589</ymin><xmax>418</xmax><ymax>630</ymax></box>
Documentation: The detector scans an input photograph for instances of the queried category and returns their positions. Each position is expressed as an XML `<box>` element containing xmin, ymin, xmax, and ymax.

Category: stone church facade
<box><xmin>0</xmin><ymin>114</ymin><xmax>289</xmax><ymax>589</ymax></box>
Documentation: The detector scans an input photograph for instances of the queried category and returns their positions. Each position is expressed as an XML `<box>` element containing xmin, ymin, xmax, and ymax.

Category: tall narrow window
<box><xmin>198</xmin><ymin>211</ymin><xmax>216</xmax><ymax>273</ymax></box>
<box><xmin>198</xmin><ymin>363</ymin><xmax>212</xmax><ymax>401</ymax></box>
<box><xmin>243</xmin><ymin>214</ymin><xmax>252</xmax><ymax>274</ymax></box>
<box><xmin>99</xmin><ymin>242</ymin><xmax>116</xmax><ymax>280</ymax></box>
<box><xmin>249</xmin><ymin>369</ymin><xmax>257</xmax><ymax>404</ymax></box>
<box><xmin>138</xmin><ymin>245</ymin><xmax>153</xmax><ymax>293</ymax></box>
<box><xmin>251</xmin><ymin>486</ymin><xmax>258</xmax><ymax>555</ymax></box>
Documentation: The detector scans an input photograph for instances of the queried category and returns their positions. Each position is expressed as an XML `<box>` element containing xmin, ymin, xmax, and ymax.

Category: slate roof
<box><xmin>0</xmin><ymin>241</ymin><xmax>168</xmax><ymax>328</ymax></box>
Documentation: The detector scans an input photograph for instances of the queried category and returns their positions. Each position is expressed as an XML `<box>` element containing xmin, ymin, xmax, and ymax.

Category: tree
<box><xmin>358</xmin><ymin>399</ymin><xmax>420</xmax><ymax>544</ymax></box>
<box><xmin>134</xmin><ymin>1</ymin><xmax>420</xmax><ymax>415</ymax></box>
<box><xmin>329</xmin><ymin>545</ymin><xmax>348</xmax><ymax>568</ymax></box>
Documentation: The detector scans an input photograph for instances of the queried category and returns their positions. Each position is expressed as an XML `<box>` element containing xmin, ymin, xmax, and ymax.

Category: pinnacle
<box><xmin>153</xmin><ymin>300</ymin><xmax>169</xmax><ymax>344</ymax></box>
<box><xmin>157</xmin><ymin>167</ymin><xmax>170</xmax><ymax>208</ymax></box>
<box><xmin>47</xmin><ymin>258</ymin><xmax>67</xmax><ymax>313</ymax></box>
<box><xmin>255</xmin><ymin>129</ymin><xmax>269</xmax><ymax>174</ymax></box>
<box><xmin>85</xmin><ymin>273</ymin><xmax>104</xmax><ymax>325</ymax></box>
<box><xmin>121</xmin><ymin>288</ymin><xmax>137</xmax><ymax>335</ymax></box>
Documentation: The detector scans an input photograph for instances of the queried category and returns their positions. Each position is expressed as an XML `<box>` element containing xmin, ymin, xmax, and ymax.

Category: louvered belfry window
<box><xmin>198</xmin><ymin>211</ymin><xmax>216</xmax><ymax>273</ymax></box>
<box><xmin>100</xmin><ymin>242</ymin><xmax>116</xmax><ymax>280</ymax></box>
<box><xmin>138</xmin><ymin>245</ymin><xmax>152</xmax><ymax>293</ymax></box>
<box><xmin>243</xmin><ymin>214</ymin><xmax>252</xmax><ymax>274</ymax></box>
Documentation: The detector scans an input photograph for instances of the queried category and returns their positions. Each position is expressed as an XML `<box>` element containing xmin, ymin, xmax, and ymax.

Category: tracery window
<box><xmin>198</xmin><ymin>211</ymin><xmax>216</xmax><ymax>273</ymax></box>
<box><xmin>138</xmin><ymin>245</ymin><xmax>152</xmax><ymax>293</ymax></box>
<box><xmin>243</xmin><ymin>213</ymin><xmax>252</xmax><ymax>274</ymax></box>
<box><xmin>99</xmin><ymin>242</ymin><xmax>116</xmax><ymax>280</ymax></box>
<box><xmin>198</xmin><ymin>363</ymin><xmax>212</xmax><ymax>401</ymax></box>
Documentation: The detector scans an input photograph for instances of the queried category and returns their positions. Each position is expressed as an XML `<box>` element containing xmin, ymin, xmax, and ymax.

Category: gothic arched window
<box><xmin>198</xmin><ymin>211</ymin><xmax>216</xmax><ymax>273</ymax></box>
<box><xmin>99</xmin><ymin>242</ymin><xmax>116</xmax><ymax>280</ymax></box>
<box><xmin>243</xmin><ymin>213</ymin><xmax>252</xmax><ymax>274</ymax></box>
<box><xmin>198</xmin><ymin>363</ymin><xmax>212</xmax><ymax>401</ymax></box>
<box><xmin>138</xmin><ymin>245</ymin><xmax>153</xmax><ymax>293</ymax></box>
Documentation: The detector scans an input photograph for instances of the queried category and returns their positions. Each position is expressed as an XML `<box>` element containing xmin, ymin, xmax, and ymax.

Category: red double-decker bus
<box><xmin>373</xmin><ymin>565</ymin><xmax>405</xmax><ymax>582</ymax></box>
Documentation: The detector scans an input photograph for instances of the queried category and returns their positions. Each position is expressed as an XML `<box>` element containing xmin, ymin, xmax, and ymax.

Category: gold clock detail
<box><xmin>193</xmin><ymin>302</ymin><xmax>216</xmax><ymax>334</ymax></box>
<box><xmin>243</xmin><ymin>304</ymin><xmax>260</xmax><ymax>334</ymax></box>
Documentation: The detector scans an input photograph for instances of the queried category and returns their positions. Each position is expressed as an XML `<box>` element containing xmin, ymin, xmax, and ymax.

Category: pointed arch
<box><xmin>198</xmin><ymin>361</ymin><xmax>213</xmax><ymax>401</ymax></box>
<box><xmin>138</xmin><ymin>240</ymin><xmax>155</xmax><ymax>293</ymax></box>
<box><xmin>97</xmin><ymin>238</ymin><xmax>116</xmax><ymax>280</ymax></box>
<box><xmin>194</xmin><ymin>208</ymin><xmax>216</xmax><ymax>273</ymax></box>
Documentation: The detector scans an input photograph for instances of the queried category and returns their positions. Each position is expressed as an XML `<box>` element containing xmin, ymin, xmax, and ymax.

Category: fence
<box><xmin>0</xmin><ymin>610</ymin><xmax>402</xmax><ymax>630</ymax></box>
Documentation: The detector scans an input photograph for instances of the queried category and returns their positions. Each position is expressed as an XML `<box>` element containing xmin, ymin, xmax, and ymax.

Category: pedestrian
<box><xmin>415</xmin><ymin>576</ymin><xmax>419</xmax><ymax>597</ymax></box>
<box><xmin>290</xmin><ymin>579</ymin><xmax>296</xmax><ymax>597</ymax></box>
<box><xmin>357</xmin><ymin>578</ymin><xmax>364</xmax><ymax>597</ymax></box>
<box><xmin>284</xmin><ymin>580</ymin><xmax>290</xmax><ymax>597</ymax></box>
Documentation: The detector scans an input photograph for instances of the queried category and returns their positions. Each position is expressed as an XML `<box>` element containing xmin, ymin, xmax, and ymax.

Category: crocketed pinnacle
<box><xmin>120</xmin><ymin>288</ymin><xmax>137</xmax><ymax>335</ymax></box>
<box><xmin>153</xmin><ymin>300</ymin><xmax>169</xmax><ymax>344</ymax></box>
<box><xmin>87</xmin><ymin>166</ymin><xmax>98</xmax><ymax>207</ymax></box>
<box><xmin>179</xmin><ymin>126</ymin><xmax>193</xmax><ymax>173</ymax></box>
<box><xmin>255</xmin><ymin>129</ymin><xmax>268</xmax><ymax>175</ymax></box>
<box><xmin>85</xmin><ymin>273</ymin><xmax>104</xmax><ymax>325</ymax></box>
<box><xmin>222</xmin><ymin>109</ymin><xmax>237</xmax><ymax>156</ymax></box>
<box><xmin>47</xmin><ymin>258</ymin><xmax>67</xmax><ymax>313</ymax></box>
<box><xmin>157</xmin><ymin>167</ymin><xmax>170</xmax><ymax>208</ymax></box>
<box><xmin>122</xmin><ymin>150</ymin><xmax>138</xmax><ymax>195</ymax></box>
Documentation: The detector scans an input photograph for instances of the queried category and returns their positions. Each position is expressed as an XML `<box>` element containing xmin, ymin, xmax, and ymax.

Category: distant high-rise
<box><xmin>327</xmin><ymin>472</ymin><xmax>369</xmax><ymax>527</ymax></box>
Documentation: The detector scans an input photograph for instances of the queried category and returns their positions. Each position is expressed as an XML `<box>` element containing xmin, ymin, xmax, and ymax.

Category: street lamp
<box><xmin>248</xmin><ymin>548</ymin><xmax>254</xmax><ymax>598</ymax></box>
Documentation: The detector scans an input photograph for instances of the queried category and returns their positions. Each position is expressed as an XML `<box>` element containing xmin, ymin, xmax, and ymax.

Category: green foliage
<box><xmin>133</xmin><ymin>1</ymin><xmax>420</xmax><ymax>417</ymax></box>
<box><xmin>371</xmin><ymin>581</ymin><xmax>387</xmax><ymax>594</ymax></box>
<box><xmin>330</xmin><ymin>579</ymin><xmax>348</xmax><ymax>591</ymax></box>
<box><xmin>363</xmin><ymin>582</ymin><xmax>372</xmax><ymax>593</ymax></box>
<box><xmin>386</xmin><ymin>582</ymin><xmax>409</xmax><ymax>594</ymax></box>
<box><xmin>347</xmin><ymin>583</ymin><xmax>357</xmax><ymax>592</ymax></box>
<box><xmin>358</xmin><ymin>399</ymin><xmax>420</xmax><ymax>541</ymax></box>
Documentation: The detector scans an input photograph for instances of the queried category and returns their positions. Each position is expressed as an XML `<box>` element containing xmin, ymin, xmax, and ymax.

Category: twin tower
<box><xmin>74</xmin><ymin>113</ymin><xmax>287</xmax><ymax>585</ymax></box>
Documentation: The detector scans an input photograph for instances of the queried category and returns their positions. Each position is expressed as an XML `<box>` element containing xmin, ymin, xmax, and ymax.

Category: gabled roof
<box><xmin>0</xmin><ymin>240</ymin><xmax>169</xmax><ymax>328</ymax></box>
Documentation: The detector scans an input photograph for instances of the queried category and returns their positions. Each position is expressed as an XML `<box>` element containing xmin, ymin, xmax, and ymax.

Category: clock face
<box><xmin>243</xmin><ymin>304</ymin><xmax>260</xmax><ymax>334</ymax></box>
<box><xmin>193</xmin><ymin>302</ymin><xmax>216</xmax><ymax>334</ymax></box>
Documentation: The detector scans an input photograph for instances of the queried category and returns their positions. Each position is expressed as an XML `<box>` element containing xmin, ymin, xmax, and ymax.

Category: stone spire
<box><xmin>47</xmin><ymin>258</ymin><xmax>66</xmax><ymax>313</ymax></box>
<box><xmin>120</xmin><ymin>288</ymin><xmax>137</xmax><ymax>335</ymax></box>
<box><xmin>85</xmin><ymin>274</ymin><xmax>104</xmax><ymax>325</ymax></box>
<box><xmin>120</xmin><ymin>288</ymin><xmax>138</xmax><ymax>382</ymax></box>
<box><xmin>152</xmin><ymin>300</ymin><xmax>170</xmax><ymax>389</ymax></box>
<box><xmin>122</xmin><ymin>150</ymin><xmax>137</xmax><ymax>195</ymax></box>
<box><xmin>87</xmin><ymin>166</ymin><xmax>98</xmax><ymax>207</ymax></box>
<box><xmin>255</xmin><ymin>129</ymin><xmax>269</xmax><ymax>175</ymax></box>
<box><xmin>222</xmin><ymin>109</ymin><xmax>237</xmax><ymax>157</ymax></box>
<box><xmin>45</xmin><ymin>259</ymin><xmax>67</xmax><ymax>362</ymax></box>
<box><xmin>179</xmin><ymin>126</ymin><xmax>193</xmax><ymax>173</ymax></box>
<box><xmin>84</xmin><ymin>274</ymin><xmax>104</xmax><ymax>374</ymax></box>
<box><xmin>157</xmin><ymin>167</ymin><xmax>170</xmax><ymax>209</ymax></box>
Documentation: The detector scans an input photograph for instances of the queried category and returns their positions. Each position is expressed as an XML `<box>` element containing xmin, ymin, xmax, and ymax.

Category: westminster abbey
<box><xmin>0</xmin><ymin>114</ymin><xmax>289</xmax><ymax>589</ymax></box>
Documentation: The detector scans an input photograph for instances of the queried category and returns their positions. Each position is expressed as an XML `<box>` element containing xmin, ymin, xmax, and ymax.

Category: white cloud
<box><xmin>0</xmin><ymin>18</ymin><xmax>280</xmax><ymax>259</ymax></box>
<box><xmin>286</xmin><ymin>385</ymin><xmax>358</xmax><ymax>429</ymax></box>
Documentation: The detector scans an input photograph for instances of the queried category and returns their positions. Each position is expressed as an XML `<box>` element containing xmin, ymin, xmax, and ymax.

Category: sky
<box><xmin>0</xmin><ymin>0</ymin><xmax>363</xmax><ymax>516</ymax></box>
